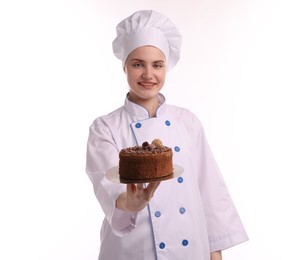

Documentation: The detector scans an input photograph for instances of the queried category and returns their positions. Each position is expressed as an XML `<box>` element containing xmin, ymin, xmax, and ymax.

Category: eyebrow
<box><xmin>130</xmin><ymin>59</ymin><xmax>165</xmax><ymax>63</ymax></box>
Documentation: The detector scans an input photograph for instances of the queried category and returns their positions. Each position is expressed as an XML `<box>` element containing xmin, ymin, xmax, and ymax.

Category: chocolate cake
<box><xmin>119</xmin><ymin>139</ymin><xmax>173</xmax><ymax>181</ymax></box>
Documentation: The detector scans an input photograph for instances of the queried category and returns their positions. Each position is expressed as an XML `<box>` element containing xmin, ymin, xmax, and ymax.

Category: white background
<box><xmin>1</xmin><ymin>0</ymin><xmax>294</xmax><ymax>259</ymax></box>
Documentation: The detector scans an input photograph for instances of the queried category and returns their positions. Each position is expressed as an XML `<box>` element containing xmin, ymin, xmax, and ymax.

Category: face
<box><xmin>124</xmin><ymin>46</ymin><xmax>166</xmax><ymax>104</ymax></box>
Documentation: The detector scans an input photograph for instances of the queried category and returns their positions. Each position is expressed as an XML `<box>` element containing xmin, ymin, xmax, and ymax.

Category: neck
<box><xmin>128</xmin><ymin>93</ymin><xmax>159</xmax><ymax>117</ymax></box>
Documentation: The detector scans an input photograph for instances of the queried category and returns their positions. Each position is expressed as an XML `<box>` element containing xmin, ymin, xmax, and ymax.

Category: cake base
<box><xmin>106</xmin><ymin>165</ymin><xmax>183</xmax><ymax>184</ymax></box>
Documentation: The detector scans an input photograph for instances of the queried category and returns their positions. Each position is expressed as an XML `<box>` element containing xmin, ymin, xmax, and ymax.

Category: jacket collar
<box><xmin>124</xmin><ymin>93</ymin><xmax>167</xmax><ymax>121</ymax></box>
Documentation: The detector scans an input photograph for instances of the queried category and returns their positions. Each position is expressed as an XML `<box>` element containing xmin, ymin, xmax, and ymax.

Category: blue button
<box><xmin>165</xmin><ymin>120</ymin><xmax>171</xmax><ymax>126</ymax></box>
<box><xmin>174</xmin><ymin>146</ymin><xmax>180</xmax><ymax>152</ymax></box>
<box><xmin>155</xmin><ymin>211</ymin><xmax>161</xmax><ymax>218</ymax></box>
<box><xmin>182</xmin><ymin>239</ymin><xmax>189</xmax><ymax>246</ymax></box>
<box><xmin>177</xmin><ymin>177</ymin><xmax>183</xmax><ymax>183</ymax></box>
<box><xmin>179</xmin><ymin>207</ymin><xmax>186</xmax><ymax>214</ymax></box>
<box><xmin>159</xmin><ymin>242</ymin><xmax>165</xmax><ymax>249</ymax></box>
<box><xmin>135</xmin><ymin>123</ymin><xmax>141</xmax><ymax>128</ymax></box>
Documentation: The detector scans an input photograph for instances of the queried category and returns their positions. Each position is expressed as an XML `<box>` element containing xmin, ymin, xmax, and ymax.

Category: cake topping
<box><xmin>120</xmin><ymin>139</ymin><xmax>171</xmax><ymax>155</ymax></box>
<box><xmin>152</xmin><ymin>139</ymin><xmax>163</xmax><ymax>147</ymax></box>
<box><xmin>142</xmin><ymin>141</ymin><xmax>156</xmax><ymax>151</ymax></box>
<box><xmin>142</xmin><ymin>139</ymin><xmax>164</xmax><ymax>151</ymax></box>
<box><xmin>142</xmin><ymin>141</ymin><xmax>149</xmax><ymax>149</ymax></box>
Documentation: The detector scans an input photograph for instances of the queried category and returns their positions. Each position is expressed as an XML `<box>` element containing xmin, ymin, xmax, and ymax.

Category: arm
<box><xmin>87</xmin><ymin>118</ymin><xmax>161</xmax><ymax>235</ymax></box>
<box><xmin>86</xmin><ymin>118</ymin><xmax>138</xmax><ymax>235</ymax></box>
<box><xmin>211</xmin><ymin>251</ymin><xmax>222</xmax><ymax>260</ymax></box>
<box><xmin>194</xmin><ymin>119</ymin><xmax>248</xmax><ymax>250</ymax></box>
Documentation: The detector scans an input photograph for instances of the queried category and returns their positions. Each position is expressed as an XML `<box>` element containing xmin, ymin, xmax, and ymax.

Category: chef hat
<box><xmin>112</xmin><ymin>10</ymin><xmax>182</xmax><ymax>71</ymax></box>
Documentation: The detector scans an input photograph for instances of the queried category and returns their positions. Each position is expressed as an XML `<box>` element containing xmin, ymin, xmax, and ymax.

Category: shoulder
<box><xmin>166</xmin><ymin>104</ymin><xmax>203</xmax><ymax>129</ymax></box>
<box><xmin>89</xmin><ymin>106</ymin><xmax>125</xmax><ymax>132</ymax></box>
<box><xmin>91</xmin><ymin>106</ymin><xmax>125</xmax><ymax>124</ymax></box>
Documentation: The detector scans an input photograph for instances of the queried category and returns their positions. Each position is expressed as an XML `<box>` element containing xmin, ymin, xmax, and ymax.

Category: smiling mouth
<box><xmin>139</xmin><ymin>82</ymin><xmax>156</xmax><ymax>88</ymax></box>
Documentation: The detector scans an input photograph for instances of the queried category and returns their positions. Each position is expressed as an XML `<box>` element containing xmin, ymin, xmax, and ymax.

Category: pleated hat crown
<box><xmin>112</xmin><ymin>10</ymin><xmax>182</xmax><ymax>71</ymax></box>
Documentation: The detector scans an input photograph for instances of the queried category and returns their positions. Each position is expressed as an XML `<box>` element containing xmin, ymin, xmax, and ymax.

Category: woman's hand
<box><xmin>116</xmin><ymin>181</ymin><xmax>160</xmax><ymax>212</ymax></box>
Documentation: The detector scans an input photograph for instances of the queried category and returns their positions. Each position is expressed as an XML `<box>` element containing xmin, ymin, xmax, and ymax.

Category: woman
<box><xmin>86</xmin><ymin>10</ymin><xmax>248</xmax><ymax>260</ymax></box>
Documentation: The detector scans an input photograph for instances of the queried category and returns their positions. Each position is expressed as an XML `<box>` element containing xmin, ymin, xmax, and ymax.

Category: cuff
<box><xmin>111</xmin><ymin>207</ymin><xmax>138</xmax><ymax>237</ymax></box>
<box><xmin>209</xmin><ymin>230</ymin><xmax>249</xmax><ymax>252</ymax></box>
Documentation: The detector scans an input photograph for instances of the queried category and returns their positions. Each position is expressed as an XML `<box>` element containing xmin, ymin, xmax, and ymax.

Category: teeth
<box><xmin>140</xmin><ymin>83</ymin><xmax>154</xmax><ymax>86</ymax></box>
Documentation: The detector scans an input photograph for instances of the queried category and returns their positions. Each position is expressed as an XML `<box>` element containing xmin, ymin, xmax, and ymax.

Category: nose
<box><xmin>142</xmin><ymin>66</ymin><xmax>152</xmax><ymax>79</ymax></box>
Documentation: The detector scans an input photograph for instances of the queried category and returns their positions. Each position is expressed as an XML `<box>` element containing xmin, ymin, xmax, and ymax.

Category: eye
<box><xmin>153</xmin><ymin>63</ymin><xmax>164</xmax><ymax>69</ymax></box>
<box><xmin>132</xmin><ymin>63</ymin><xmax>143</xmax><ymax>68</ymax></box>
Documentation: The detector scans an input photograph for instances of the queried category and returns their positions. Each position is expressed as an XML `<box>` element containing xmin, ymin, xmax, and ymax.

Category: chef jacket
<box><xmin>86</xmin><ymin>93</ymin><xmax>248</xmax><ymax>260</ymax></box>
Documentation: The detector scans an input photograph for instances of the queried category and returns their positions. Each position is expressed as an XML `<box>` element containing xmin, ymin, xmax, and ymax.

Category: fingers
<box><xmin>146</xmin><ymin>181</ymin><xmax>160</xmax><ymax>190</ymax></box>
<box><xmin>137</xmin><ymin>183</ymin><xmax>144</xmax><ymax>191</ymax></box>
<box><xmin>125</xmin><ymin>181</ymin><xmax>161</xmax><ymax>211</ymax></box>
<box><xmin>127</xmin><ymin>184</ymin><xmax>136</xmax><ymax>193</ymax></box>
<box><xmin>127</xmin><ymin>181</ymin><xmax>160</xmax><ymax>198</ymax></box>
<box><xmin>145</xmin><ymin>181</ymin><xmax>161</xmax><ymax>198</ymax></box>
<box><xmin>150</xmin><ymin>181</ymin><xmax>160</xmax><ymax>197</ymax></box>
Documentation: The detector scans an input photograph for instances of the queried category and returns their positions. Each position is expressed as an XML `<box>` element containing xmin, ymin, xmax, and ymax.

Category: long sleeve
<box><xmin>86</xmin><ymin>117</ymin><xmax>138</xmax><ymax>236</ymax></box>
<box><xmin>194</xmin><ymin>119</ymin><xmax>248</xmax><ymax>251</ymax></box>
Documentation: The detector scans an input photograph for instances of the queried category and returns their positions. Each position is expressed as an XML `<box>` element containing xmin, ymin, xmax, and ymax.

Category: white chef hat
<box><xmin>112</xmin><ymin>10</ymin><xmax>182</xmax><ymax>71</ymax></box>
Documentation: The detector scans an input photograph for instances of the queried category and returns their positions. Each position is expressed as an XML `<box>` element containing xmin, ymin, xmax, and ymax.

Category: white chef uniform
<box><xmin>86</xmin><ymin>93</ymin><xmax>248</xmax><ymax>260</ymax></box>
